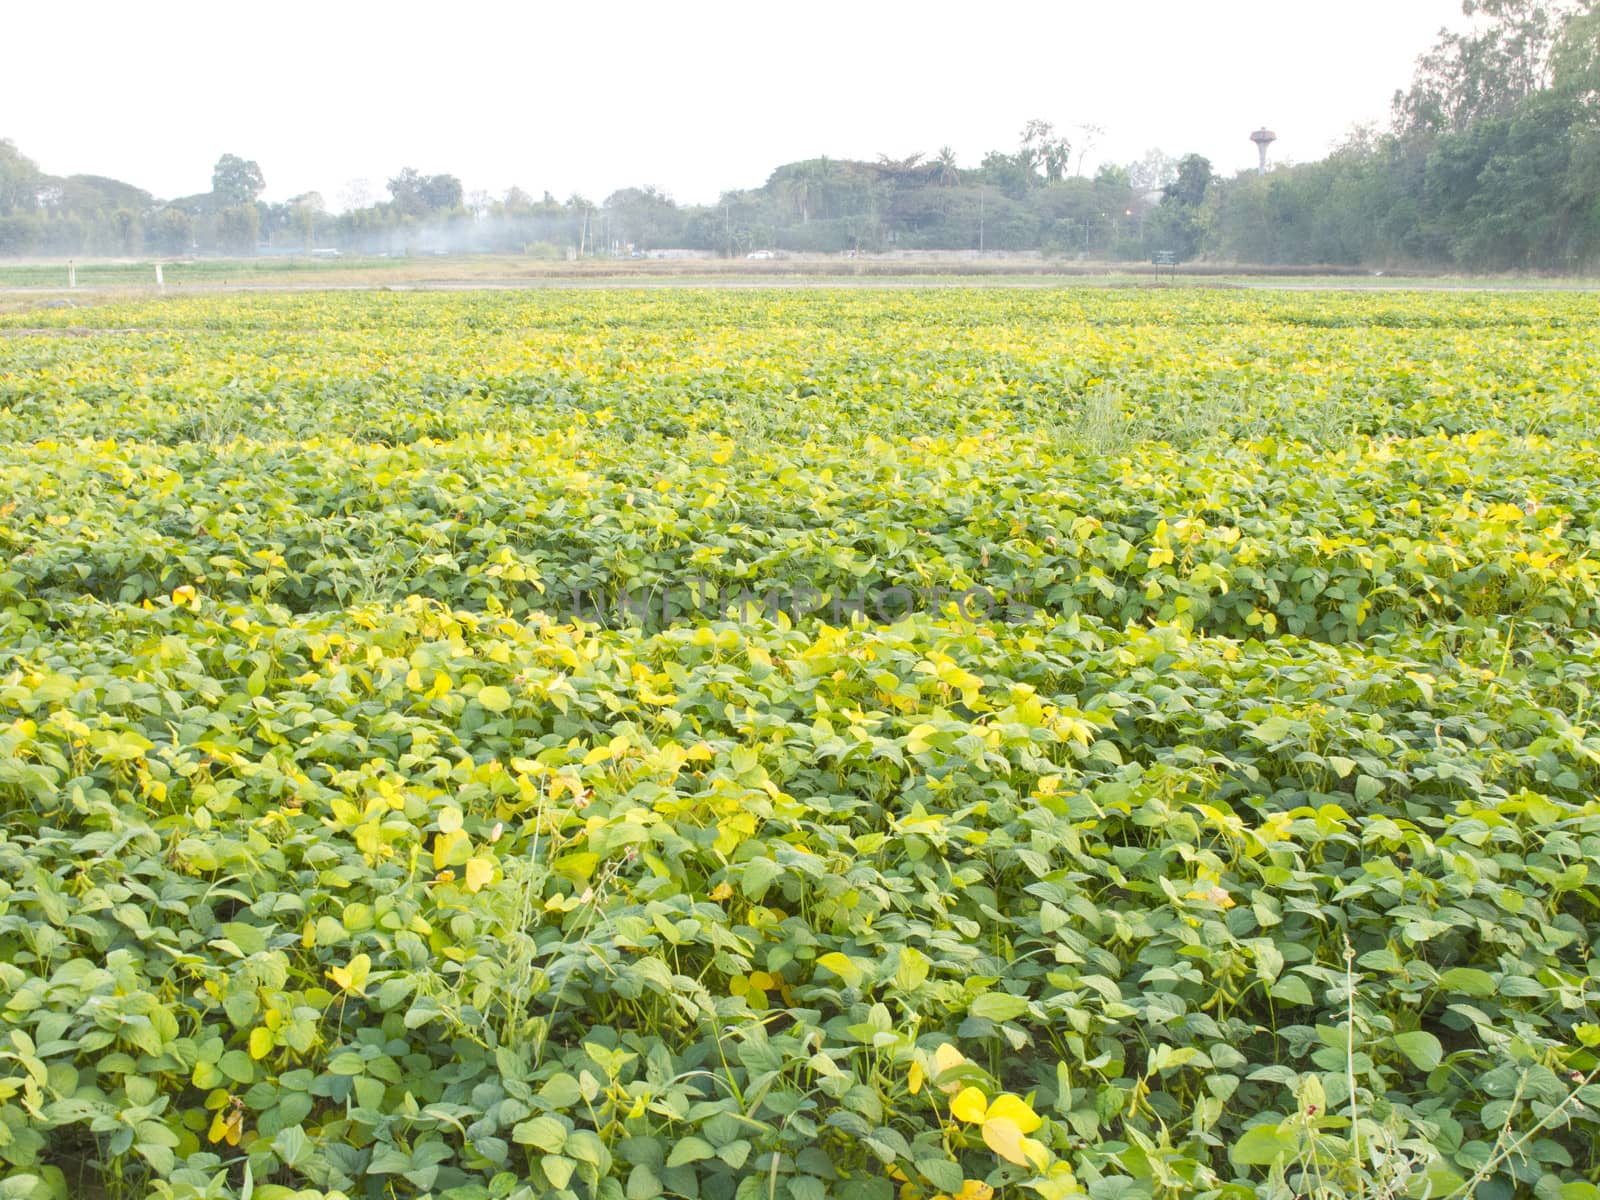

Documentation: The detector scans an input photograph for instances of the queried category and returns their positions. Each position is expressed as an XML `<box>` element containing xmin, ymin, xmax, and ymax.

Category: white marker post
<box><xmin>67</xmin><ymin>262</ymin><xmax>77</xmax><ymax>288</ymax></box>
<box><xmin>155</xmin><ymin>263</ymin><xmax>165</xmax><ymax>288</ymax></box>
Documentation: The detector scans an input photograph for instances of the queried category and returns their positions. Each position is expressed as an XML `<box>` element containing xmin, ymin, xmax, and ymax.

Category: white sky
<box><xmin>4</xmin><ymin>0</ymin><xmax>1468</xmax><ymax>209</ymax></box>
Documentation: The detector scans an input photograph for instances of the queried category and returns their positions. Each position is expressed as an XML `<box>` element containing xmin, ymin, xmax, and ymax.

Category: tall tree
<box><xmin>1552</xmin><ymin>2</ymin><xmax>1600</xmax><ymax>103</ymax></box>
<box><xmin>1071</xmin><ymin>123</ymin><xmax>1106</xmax><ymax>177</ymax></box>
<box><xmin>603</xmin><ymin>186</ymin><xmax>680</xmax><ymax>250</ymax></box>
<box><xmin>1020</xmin><ymin>120</ymin><xmax>1072</xmax><ymax>182</ymax></box>
<box><xmin>147</xmin><ymin>208</ymin><xmax>193</xmax><ymax>255</ymax></box>
<box><xmin>1164</xmin><ymin>154</ymin><xmax>1215</xmax><ymax>208</ymax></box>
<box><xmin>1128</xmin><ymin>148</ymin><xmax>1179</xmax><ymax>194</ymax></box>
<box><xmin>288</xmin><ymin>192</ymin><xmax>325</xmax><ymax>250</ymax></box>
<box><xmin>1393</xmin><ymin>0</ymin><xmax>1580</xmax><ymax>136</ymax></box>
<box><xmin>215</xmin><ymin>204</ymin><xmax>260</xmax><ymax>254</ymax></box>
<box><xmin>0</xmin><ymin>139</ymin><xmax>42</xmax><ymax>213</ymax></box>
<box><xmin>420</xmin><ymin>173</ymin><xmax>463</xmax><ymax>212</ymax></box>
<box><xmin>1152</xmin><ymin>153</ymin><xmax>1214</xmax><ymax>260</ymax></box>
<box><xmin>773</xmin><ymin>160</ymin><xmax>831</xmax><ymax>222</ymax></box>
<box><xmin>212</xmin><ymin>154</ymin><xmax>265</xmax><ymax>206</ymax></box>
<box><xmin>387</xmin><ymin>168</ymin><xmax>463</xmax><ymax>216</ymax></box>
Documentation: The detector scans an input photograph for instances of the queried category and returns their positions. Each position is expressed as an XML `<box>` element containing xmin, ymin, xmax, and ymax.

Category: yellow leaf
<box><xmin>980</xmin><ymin>1116</ymin><xmax>1048</xmax><ymax>1170</ymax></box>
<box><xmin>328</xmin><ymin>952</ymin><xmax>371</xmax><ymax>996</ymax></box>
<box><xmin>955</xmin><ymin>1183</ymin><xmax>995</xmax><ymax>1200</ymax></box>
<box><xmin>248</xmin><ymin>1027</ymin><xmax>273</xmax><ymax>1059</ymax></box>
<box><xmin>950</xmin><ymin>1086</ymin><xmax>989</xmax><ymax>1124</ymax></box>
<box><xmin>934</xmin><ymin>1049</ymin><xmax>966</xmax><ymax>1094</ymax></box>
<box><xmin>464</xmin><ymin>856</ymin><xmax>494</xmax><ymax>893</ymax></box>
<box><xmin>208</xmin><ymin>1107</ymin><xmax>243</xmax><ymax>1146</ymax></box>
<box><xmin>438</xmin><ymin>805</ymin><xmax>464</xmax><ymax>834</ymax></box>
<box><xmin>908</xmin><ymin>1060</ymin><xmax>925</xmax><ymax>1096</ymax></box>
<box><xmin>1018</xmin><ymin>1135</ymin><xmax>1049</xmax><ymax>1170</ymax></box>
<box><xmin>433</xmin><ymin>827</ymin><xmax>470</xmax><ymax>870</ymax></box>
<box><xmin>984</xmin><ymin>1092</ymin><xmax>1042</xmax><ymax>1134</ymax></box>
<box><xmin>709</xmin><ymin>882</ymin><xmax>733</xmax><ymax>901</ymax></box>
<box><xmin>981</xmin><ymin>1117</ymin><xmax>1029</xmax><ymax>1166</ymax></box>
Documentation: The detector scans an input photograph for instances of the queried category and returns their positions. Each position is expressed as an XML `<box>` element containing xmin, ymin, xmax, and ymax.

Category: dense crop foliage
<box><xmin>2</xmin><ymin>288</ymin><xmax>1599</xmax><ymax>1200</ymax></box>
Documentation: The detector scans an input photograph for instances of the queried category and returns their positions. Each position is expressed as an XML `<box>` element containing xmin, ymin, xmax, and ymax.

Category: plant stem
<box><xmin>1345</xmin><ymin>934</ymin><xmax>1362</xmax><ymax>1200</ymax></box>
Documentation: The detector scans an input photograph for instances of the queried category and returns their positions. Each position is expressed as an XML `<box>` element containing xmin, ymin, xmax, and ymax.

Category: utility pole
<box><xmin>978</xmin><ymin>186</ymin><xmax>984</xmax><ymax>255</ymax></box>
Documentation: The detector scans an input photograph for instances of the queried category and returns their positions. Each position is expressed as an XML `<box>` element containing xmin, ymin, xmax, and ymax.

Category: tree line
<box><xmin>2</xmin><ymin>1</ymin><xmax>1596</xmax><ymax>271</ymax></box>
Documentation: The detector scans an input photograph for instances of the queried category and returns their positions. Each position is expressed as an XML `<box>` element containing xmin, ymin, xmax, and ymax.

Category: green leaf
<box><xmin>219</xmin><ymin>1050</ymin><xmax>255</xmax><ymax>1084</ymax></box>
<box><xmin>1393</xmin><ymin>1030</ymin><xmax>1444</xmax><ymax>1071</ymax></box>
<box><xmin>541</xmin><ymin>1155</ymin><xmax>576</xmax><ymax>1190</ymax></box>
<box><xmin>1437</xmin><ymin>968</ymin><xmax>1496</xmax><ymax>997</ymax></box>
<box><xmin>741</xmin><ymin>857</ymin><xmax>781</xmax><ymax>900</ymax></box>
<box><xmin>565</xmin><ymin>1130</ymin><xmax>611</xmax><ymax>1172</ymax></box>
<box><xmin>627</xmin><ymin>1164</ymin><xmax>665</xmax><ymax>1200</ymax></box>
<box><xmin>666</xmin><ymin>1136</ymin><xmax>714</xmax><ymax>1167</ymax></box>
<box><xmin>540</xmin><ymin>1073</ymin><xmax>583</xmax><ymax>1107</ymax></box>
<box><xmin>894</xmin><ymin>947</ymin><xmax>930</xmax><ymax>993</ymax></box>
<box><xmin>916</xmin><ymin>1157</ymin><xmax>964</xmax><ymax>1193</ymax></box>
<box><xmin>272</xmin><ymin>1125</ymin><xmax>309</xmax><ymax>1168</ymax></box>
<box><xmin>478</xmin><ymin>685</ymin><xmax>512</xmax><ymax>713</ymax></box>
<box><xmin>512</xmin><ymin>1116</ymin><xmax>567</xmax><ymax>1153</ymax></box>
<box><xmin>1229</xmin><ymin>1122</ymin><xmax>1299</xmax><ymax>1167</ymax></box>
<box><xmin>1249</xmin><ymin>715</ymin><xmax>1294</xmax><ymax>744</ymax></box>
<box><xmin>1269</xmin><ymin>975</ymin><xmax>1314</xmax><ymax>1007</ymax></box>
<box><xmin>969</xmin><ymin>992</ymin><xmax>1030</xmax><ymax>1022</ymax></box>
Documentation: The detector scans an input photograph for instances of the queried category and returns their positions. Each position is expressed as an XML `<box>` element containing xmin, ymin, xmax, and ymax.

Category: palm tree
<box><xmin>875</xmin><ymin>152</ymin><xmax>927</xmax><ymax>183</ymax></box>
<box><xmin>776</xmin><ymin>161</ymin><xmax>827</xmax><ymax>224</ymax></box>
<box><xmin>934</xmin><ymin>147</ymin><xmax>960</xmax><ymax>187</ymax></box>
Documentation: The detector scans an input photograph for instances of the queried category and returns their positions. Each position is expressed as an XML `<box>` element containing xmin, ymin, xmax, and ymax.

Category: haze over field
<box><xmin>8</xmin><ymin>0</ymin><xmax>1466</xmax><ymax>207</ymax></box>
<box><xmin>3</xmin><ymin>1</ymin><xmax>1597</xmax><ymax>271</ymax></box>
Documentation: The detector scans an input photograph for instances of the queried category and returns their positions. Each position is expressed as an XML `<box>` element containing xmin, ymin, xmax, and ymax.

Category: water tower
<box><xmin>1250</xmin><ymin>128</ymin><xmax>1277</xmax><ymax>175</ymax></box>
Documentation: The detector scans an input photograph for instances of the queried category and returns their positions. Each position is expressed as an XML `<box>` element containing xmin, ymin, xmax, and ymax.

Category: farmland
<box><xmin>2</xmin><ymin>287</ymin><xmax>1599</xmax><ymax>1200</ymax></box>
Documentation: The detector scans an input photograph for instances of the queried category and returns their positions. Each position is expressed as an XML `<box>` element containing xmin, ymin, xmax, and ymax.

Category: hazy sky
<box><xmin>5</xmin><ymin>0</ymin><xmax>1469</xmax><ymax>209</ymax></box>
